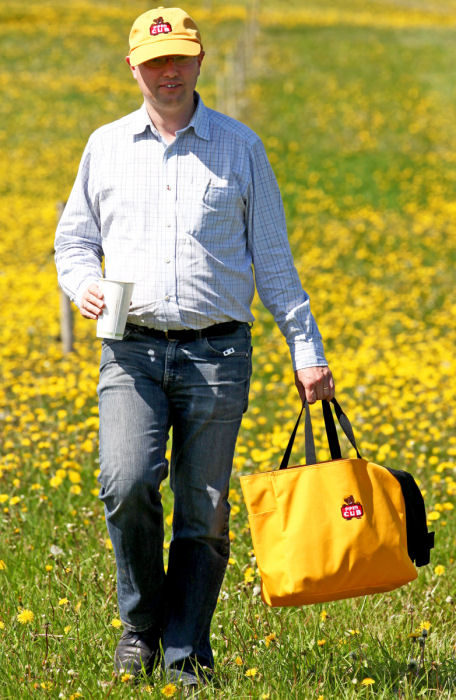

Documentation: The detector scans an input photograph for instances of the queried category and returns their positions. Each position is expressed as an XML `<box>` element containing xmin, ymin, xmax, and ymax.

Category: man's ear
<box><xmin>126</xmin><ymin>56</ymin><xmax>138</xmax><ymax>79</ymax></box>
<box><xmin>197</xmin><ymin>51</ymin><xmax>205</xmax><ymax>68</ymax></box>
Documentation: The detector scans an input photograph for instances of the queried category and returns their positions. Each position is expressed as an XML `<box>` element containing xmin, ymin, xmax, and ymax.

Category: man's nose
<box><xmin>162</xmin><ymin>57</ymin><xmax>179</xmax><ymax>74</ymax></box>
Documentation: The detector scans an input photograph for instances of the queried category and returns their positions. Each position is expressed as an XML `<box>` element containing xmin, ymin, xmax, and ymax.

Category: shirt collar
<box><xmin>128</xmin><ymin>92</ymin><xmax>210</xmax><ymax>141</ymax></box>
<box><xmin>180</xmin><ymin>93</ymin><xmax>210</xmax><ymax>141</ymax></box>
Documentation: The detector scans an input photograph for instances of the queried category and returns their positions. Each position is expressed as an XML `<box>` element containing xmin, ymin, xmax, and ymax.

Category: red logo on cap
<box><xmin>341</xmin><ymin>495</ymin><xmax>364</xmax><ymax>520</ymax></box>
<box><xmin>150</xmin><ymin>17</ymin><xmax>172</xmax><ymax>35</ymax></box>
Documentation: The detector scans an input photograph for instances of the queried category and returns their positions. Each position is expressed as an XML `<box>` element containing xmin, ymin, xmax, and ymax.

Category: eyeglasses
<box><xmin>143</xmin><ymin>55</ymin><xmax>198</xmax><ymax>68</ymax></box>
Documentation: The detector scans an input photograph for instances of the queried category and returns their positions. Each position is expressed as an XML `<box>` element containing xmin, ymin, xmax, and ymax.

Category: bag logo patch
<box><xmin>150</xmin><ymin>17</ymin><xmax>172</xmax><ymax>35</ymax></box>
<box><xmin>341</xmin><ymin>495</ymin><xmax>364</xmax><ymax>520</ymax></box>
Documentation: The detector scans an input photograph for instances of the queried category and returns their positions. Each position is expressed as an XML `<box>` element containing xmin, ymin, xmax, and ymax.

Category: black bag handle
<box><xmin>322</xmin><ymin>398</ymin><xmax>362</xmax><ymax>460</ymax></box>
<box><xmin>279</xmin><ymin>398</ymin><xmax>362</xmax><ymax>469</ymax></box>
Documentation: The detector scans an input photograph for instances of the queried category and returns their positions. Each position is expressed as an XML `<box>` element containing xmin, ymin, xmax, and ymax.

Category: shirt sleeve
<box><xmin>245</xmin><ymin>138</ymin><xmax>328</xmax><ymax>370</ymax></box>
<box><xmin>54</xmin><ymin>137</ymin><xmax>103</xmax><ymax>307</ymax></box>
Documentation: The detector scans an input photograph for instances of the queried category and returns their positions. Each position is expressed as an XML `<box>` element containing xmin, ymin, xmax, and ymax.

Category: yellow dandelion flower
<box><xmin>161</xmin><ymin>683</ymin><xmax>178</xmax><ymax>697</ymax></box>
<box><xmin>58</xmin><ymin>598</ymin><xmax>69</xmax><ymax>606</ymax></box>
<box><xmin>320</xmin><ymin>610</ymin><xmax>328</xmax><ymax>621</ymax></box>
<box><xmin>111</xmin><ymin>618</ymin><xmax>122</xmax><ymax>628</ymax></box>
<box><xmin>17</xmin><ymin>609</ymin><xmax>34</xmax><ymax>624</ymax></box>
<box><xmin>81</xmin><ymin>439</ymin><xmax>95</xmax><ymax>453</ymax></box>
<box><xmin>64</xmin><ymin>625</ymin><xmax>71</xmax><ymax>634</ymax></box>
<box><xmin>427</xmin><ymin>511</ymin><xmax>440</xmax><ymax>521</ymax></box>
<box><xmin>265</xmin><ymin>632</ymin><xmax>276</xmax><ymax>647</ymax></box>
<box><xmin>420</xmin><ymin>621</ymin><xmax>431</xmax><ymax>631</ymax></box>
<box><xmin>121</xmin><ymin>673</ymin><xmax>133</xmax><ymax>683</ymax></box>
<box><xmin>105</xmin><ymin>538</ymin><xmax>113</xmax><ymax>550</ymax></box>
<box><xmin>0</xmin><ymin>560</ymin><xmax>6</xmax><ymax>570</ymax></box>
<box><xmin>70</xmin><ymin>484</ymin><xmax>82</xmax><ymax>495</ymax></box>
<box><xmin>0</xmin><ymin>621</ymin><xmax>5</xmax><ymax>629</ymax></box>
<box><xmin>244</xmin><ymin>567</ymin><xmax>255</xmax><ymax>583</ymax></box>
<box><xmin>317</xmin><ymin>639</ymin><xmax>327</xmax><ymax>646</ymax></box>
<box><xmin>434</xmin><ymin>565</ymin><xmax>445</xmax><ymax>576</ymax></box>
<box><xmin>45</xmin><ymin>565</ymin><xmax>53</xmax><ymax>572</ymax></box>
<box><xmin>361</xmin><ymin>678</ymin><xmax>375</xmax><ymax>686</ymax></box>
<box><xmin>245</xmin><ymin>667</ymin><xmax>258</xmax><ymax>677</ymax></box>
<box><xmin>0</xmin><ymin>495</ymin><xmax>9</xmax><ymax>504</ymax></box>
<box><xmin>234</xmin><ymin>656</ymin><xmax>243</xmax><ymax>666</ymax></box>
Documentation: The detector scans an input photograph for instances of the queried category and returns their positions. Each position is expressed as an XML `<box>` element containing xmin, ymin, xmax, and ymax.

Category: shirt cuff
<box><xmin>289</xmin><ymin>337</ymin><xmax>328</xmax><ymax>371</ymax></box>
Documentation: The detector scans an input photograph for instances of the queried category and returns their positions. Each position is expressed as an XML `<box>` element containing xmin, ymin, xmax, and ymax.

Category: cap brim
<box><xmin>129</xmin><ymin>39</ymin><xmax>201</xmax><ymax>67</ymax></box>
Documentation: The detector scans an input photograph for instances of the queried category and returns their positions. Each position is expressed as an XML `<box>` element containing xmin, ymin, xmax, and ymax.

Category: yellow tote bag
<box><xmin>240</xmin><ymin>399</ymin><xmax>434</xmax><ymax>607</ymax></box>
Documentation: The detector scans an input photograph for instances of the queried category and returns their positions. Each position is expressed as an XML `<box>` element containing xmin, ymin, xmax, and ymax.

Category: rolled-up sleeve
<box><xmin>245</xmin><ymin>138</ymin><xmax>327</xmax><ymax>370</ymax></box>
<box><xmin>54</xmin><ymin>138</ymin><xmax>103</xmax><ymax>307</ymax></box>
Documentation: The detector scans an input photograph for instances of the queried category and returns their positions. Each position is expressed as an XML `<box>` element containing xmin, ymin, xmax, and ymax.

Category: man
<box><xmin>55</xmin><ymin>6</ymin><xmax>335</xmax><ymax>687</ymax></box>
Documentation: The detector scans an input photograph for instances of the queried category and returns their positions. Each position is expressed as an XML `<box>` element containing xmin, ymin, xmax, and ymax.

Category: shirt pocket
<box><xmin>203</xmin><ymin>179</ymin><xmax>237</xmax><ymax>210</ymax></box>
<box><xmin>182</xmin><ymin>177</ymin><xmax>244</xmax><ymax>239</ymax></box>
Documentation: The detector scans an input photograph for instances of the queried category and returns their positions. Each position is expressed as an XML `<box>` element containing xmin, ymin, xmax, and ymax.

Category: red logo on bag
<box><xmin>150</xmin><ymin>17</ymin><xmax>172</xmax><ymax>35</ymax></box>
<box><xmin>341</xmin><ymin>495</ymin><xmax>364</xmax><ymax>520</ymax></box>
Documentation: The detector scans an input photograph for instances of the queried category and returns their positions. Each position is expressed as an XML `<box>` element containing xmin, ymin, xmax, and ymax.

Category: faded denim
<box><xmin>97</xmin><ymin>323</ymin><xmax>252</xmax><ymax>671</ymax></box>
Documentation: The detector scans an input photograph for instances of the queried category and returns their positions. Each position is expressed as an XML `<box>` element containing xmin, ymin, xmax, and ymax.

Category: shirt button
<box><xmin>165</xmin><ymin>295</ymin><xmax>170</xmax><ymax>301</ymax></box>
<box><xmin>165</xmin><ymin>258</ymin><xmax>171</xmax><ymax>263</ymax></box>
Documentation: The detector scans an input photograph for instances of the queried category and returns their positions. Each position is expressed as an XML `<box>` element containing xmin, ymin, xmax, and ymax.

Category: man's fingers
<box><xmin>80</xmin><ymin>284</ymin><xmax>105</xmax><ymax>319</ymax></box>
<box><xmin>295</xmin><ymin>366</ymin><xmax>335</xmax><ymax>405</ymax></box>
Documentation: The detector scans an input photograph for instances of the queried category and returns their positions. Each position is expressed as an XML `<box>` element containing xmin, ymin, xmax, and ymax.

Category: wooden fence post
<box><xmin>215</xmin><ymin>0</ymin><xmax>258</xmax><ymax>119</ymax></box>
<box><xmin>56</xmin><ymin>201</ymin><xmax>74</xmax><ymax>354</ymax></box>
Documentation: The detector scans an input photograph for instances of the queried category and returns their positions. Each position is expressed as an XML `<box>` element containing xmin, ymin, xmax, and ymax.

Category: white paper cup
<box><xmin>96</xmin><ymin>280</ymin><xmax>134</xmax><ymax>340</ymax></box>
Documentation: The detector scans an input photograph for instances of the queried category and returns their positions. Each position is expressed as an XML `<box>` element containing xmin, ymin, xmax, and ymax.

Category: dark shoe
<box><xmin>114</xmin><ymin>629</ymin><xmax>159</xmax><ymax>677</ymax></box>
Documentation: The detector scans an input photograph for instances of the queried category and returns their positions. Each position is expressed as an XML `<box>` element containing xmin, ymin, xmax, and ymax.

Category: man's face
<box><xmin>129</xmin><ymin>53</ymin><xmax>204</xmax><ymax>116</ymax></box>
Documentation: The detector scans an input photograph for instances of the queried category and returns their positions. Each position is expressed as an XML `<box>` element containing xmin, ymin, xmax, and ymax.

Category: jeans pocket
<box><xmin>203</xmin><ymin>327</ymin><xmax>251</xmax><ymax>358</ymax></box>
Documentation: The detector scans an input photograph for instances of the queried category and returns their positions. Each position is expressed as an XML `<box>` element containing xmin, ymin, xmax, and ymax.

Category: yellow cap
<box><xmin>128</xmin><ymin>7</ymin><xmax>202</xmax><ymax>67</ymax></box>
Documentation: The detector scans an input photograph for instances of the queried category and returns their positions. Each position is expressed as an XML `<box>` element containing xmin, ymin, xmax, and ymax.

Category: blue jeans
<box><xmin>97</xmin><ymin>322</ymin><xmax>252</xmax><ymax>671</ymax></box>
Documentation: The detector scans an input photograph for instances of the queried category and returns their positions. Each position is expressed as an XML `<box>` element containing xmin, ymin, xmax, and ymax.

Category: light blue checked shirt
<box><xmin>54</xmin><ymin>94</ymin><xmax>327</xmax><ymax>369</ymax></box>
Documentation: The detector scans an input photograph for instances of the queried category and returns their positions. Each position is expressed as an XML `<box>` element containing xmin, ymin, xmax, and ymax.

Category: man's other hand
<box><xmin>294</xmin><ymin>366</ymin><xmax>335</xmax><ymax>404</ymax></box>
<box><xmin>80</xmin><ymin>283</ymin><xmax>105</xmax><ymax>320</ymax></box>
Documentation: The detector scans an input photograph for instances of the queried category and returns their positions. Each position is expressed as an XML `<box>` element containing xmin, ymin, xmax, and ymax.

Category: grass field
<box><xmin>1</xmin><ymin>0</ymin><xmax>455</xmax><ymax>697</ymax></box>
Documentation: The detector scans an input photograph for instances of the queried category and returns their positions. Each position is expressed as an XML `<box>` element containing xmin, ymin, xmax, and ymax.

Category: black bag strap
<box><xmin>386</xmin><ymin>467</ymin><xmax>435</xmax><ymax>566</ymax></box>
<box><xmin>279</xmin><ymin>403</ymin><xmax>316</xmax><ymax>469</ymax></box>
<box><xmin>279</xmin><ymin>398</ymin><xmax>362</xmax><ymax>470</ymax></box>
<box><xmin>325</xmin><ymin>398</ymin><xmax>362</xmax><ymax>459</ymax></box>
<box><xmin>322</xmin><ymin>399</ymin><xmax>342</xmax><ymax>459</ymax></box>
